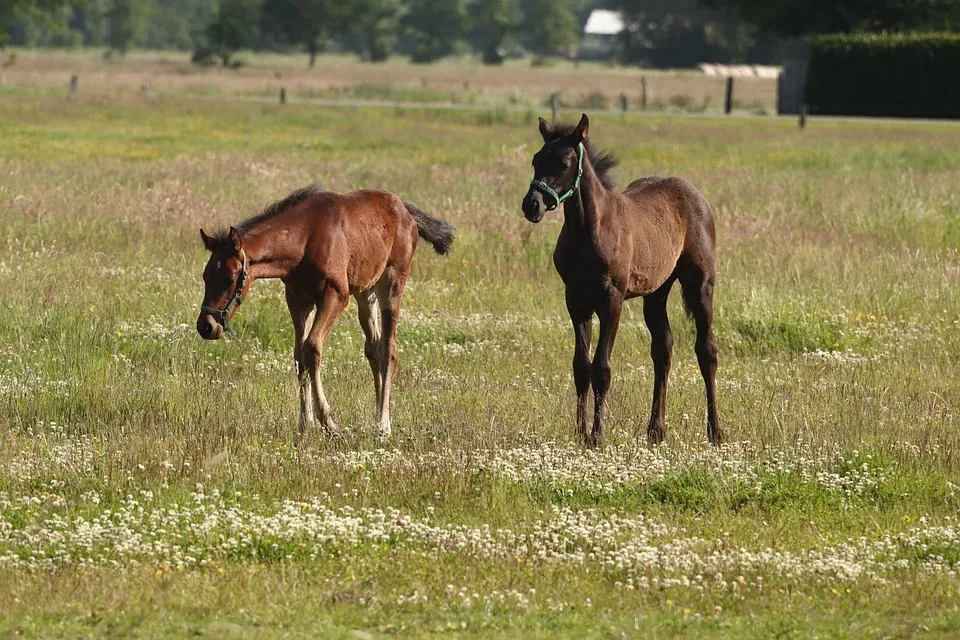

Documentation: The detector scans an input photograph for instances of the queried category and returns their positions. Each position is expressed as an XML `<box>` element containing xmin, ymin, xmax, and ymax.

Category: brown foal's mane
<box><xmin>208</xmin><ymin>184</ymin><xmax>325</xmax><ymax>249</ymax></box>
<box><xmin>544</xmin><ymin>123</ymin><xmax>619</xmax><ymax>191</ymax></box>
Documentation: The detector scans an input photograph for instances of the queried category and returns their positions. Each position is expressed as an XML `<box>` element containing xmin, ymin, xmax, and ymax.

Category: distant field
<box><xmin>2</xmin><ymin>49</ymin><xmax>777</xmax><ymax>114</ymax></box>
<box><xmin>0</xmin><ymin>89</ymin><xmax>959</xmax><ymax>637</ymax></box>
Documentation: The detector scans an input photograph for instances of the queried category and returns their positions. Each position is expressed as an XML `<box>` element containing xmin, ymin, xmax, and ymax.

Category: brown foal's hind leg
<box><xmin>590</xmin><ymin>291</ymin><xmax>623</xmax><ymax>448</ymax></box>
<box><xmin>566</xmin><ymin>291</ymin><xmax>593</xmax><ymax>444</ymax></box>
<box><xmin>681</xmin><ymin>268</ymin><xmax>723</xmax><ymax>445</ymax></box>
<box><xmin>374</xmin><ymin>271</ymin><xmax>408</xmax><ymax>440</ymax></box>
<box><xmin>286</xmin><ymin>289</ymin><xmax>317</xmax><ymax>434</ymax></box>
<box><xmin>643</xmin><ymin>281</ymin><xmax>674</xmax><ymax>445</ymax></box>
<box><xmin>354</xmin><ymin>290</ymin><xmax>382</xmax><ymax>403</ymax></box>
<box><xmin>302</xmin><ymin>285</ymin><xmax>349</xmax><ymax>438</ymax></box>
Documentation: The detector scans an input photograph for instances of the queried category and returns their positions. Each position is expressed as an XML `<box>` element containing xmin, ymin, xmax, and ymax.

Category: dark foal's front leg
<box><xmin>643</xmin><ymin>284</ymin><xmax>674</xmax><ymax>445</ymax></box>
<box><xmin>566</xmin><ymin>291</ymin><xmax>593</xmax><ymax>444</ymax></box>
<box><xmin>590</xmin><ymin>292</ymin><xmax>623</xmax><ymax>448</ymax></box>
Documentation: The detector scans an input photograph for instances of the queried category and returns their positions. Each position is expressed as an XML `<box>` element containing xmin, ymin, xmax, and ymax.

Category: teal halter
<box><xmin>529</xmin><ymin>142</ymin><xmax>585</xmax><ymax>211</ymax></box>
<box><xmin>200</xmin><ymin>249</ymin><xmax>247</xmax><ymax>337</ymax></box>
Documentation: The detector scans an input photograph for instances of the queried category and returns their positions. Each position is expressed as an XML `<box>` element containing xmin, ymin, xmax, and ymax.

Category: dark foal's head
<box><xmin>197</xmin><ymin>226</ymin><xmax>248</xmax><ymax>340</ymax></box>
<box><xmin>522</xmin><ymin>113</ymin><xmax>590</xmax><ymax>223</ymax></box>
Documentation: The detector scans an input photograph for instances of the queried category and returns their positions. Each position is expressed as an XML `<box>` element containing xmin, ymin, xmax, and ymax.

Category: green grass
<box><xmin>1</xmin><ymin>90</ymin><xmax>959</xmax><ymax>637</ymax></box>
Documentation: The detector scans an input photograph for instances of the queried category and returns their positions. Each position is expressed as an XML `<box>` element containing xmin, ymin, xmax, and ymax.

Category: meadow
<box><xmin>1</xmin><ymin>62</ymin><xmax>960</xmax><ymax>637</ymax></box>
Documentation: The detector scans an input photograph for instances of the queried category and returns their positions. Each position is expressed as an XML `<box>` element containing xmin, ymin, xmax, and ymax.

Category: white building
<box><xmin>581</xmin><ymin>9</ymin><xmax>625</xmax><ymax>59</ymax></box>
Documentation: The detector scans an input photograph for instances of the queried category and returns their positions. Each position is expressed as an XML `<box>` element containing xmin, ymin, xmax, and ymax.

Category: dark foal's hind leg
<box><xmin>590</xmin><ymin>291</ymin><xmax>623</xmax><ymax>448</ymax></box>
<box><xmin>680</xmin><ymin>267</ymin><xmax>724</xmax><ymax>445</ymax></box>
<box><xmin>643</xmin><ymin>280</ymin><xmax>675</xmax><ymax>445</ymax></box>
<box><xmin>566</xmin><ymin>290</ymin><xmax>593</xmax><ymax>444</ymax></box>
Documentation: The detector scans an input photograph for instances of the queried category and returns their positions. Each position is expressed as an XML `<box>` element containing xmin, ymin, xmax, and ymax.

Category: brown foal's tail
<box><xmin>404</xmin><ymin>201</ymin><xmax>455</xmax><ymax>255</ymax></box>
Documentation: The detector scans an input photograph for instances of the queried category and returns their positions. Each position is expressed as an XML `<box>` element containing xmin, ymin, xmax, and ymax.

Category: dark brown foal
<box><xmin>196</xmin><ymin>185</ymin><xmax>454</xmax><ymax>440</ymax></box>
<box><xmin>521</xmin><ymin>115</ymin><xmax>723</xmax><ymax>447</ymax></box>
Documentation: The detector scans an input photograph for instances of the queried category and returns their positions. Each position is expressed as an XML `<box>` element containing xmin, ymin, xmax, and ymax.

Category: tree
<box><xmin>261</xmin><ymin>0</ymin><xmax>345</xmax><ymax>67</ymax></box>
<box><xmin>143</xmin><ymin>0</ymin><xmax>219</xmax><ymax>50</ymax></box>
<box><xmin>349</xmin><ymin>0</ymin><xmax>401</xmax><ymax>61</ymax></box>
<box><xmin>612</xmin><ymin>0</ymin><xmax>751</xmax><ymax>67</ymax></box>
<box><xmin>698</xmin><ymin>0</ymin><xmax>960</xmax><ymax>36</ymax></box>
<box><xmin>0</xmin><ymin>0</ymin><xmax>81</xmax><ymax>45</ymax></box>
<box><xmin>471</xmin><ymin>0</ymin><xmax>520</xmax><ymax>64</ymax></box>
<box><xmin>403</xmin><ymin>0</ymin><xmax>466</xmax><ymax>63</ymax></box>
<box><xmin>522</xmin><ymin>0</ymin><xmax>579</xmax><ymax>59</ymax></box>
<box><xmin>106</xmin><ymin>0</ymin><xmax>148</xmax><ymax>55</ymax></box>
<box><xmin>200</xmin><ymin>0</ymin><xmax>261</xmax><ymax>66</ymax></box>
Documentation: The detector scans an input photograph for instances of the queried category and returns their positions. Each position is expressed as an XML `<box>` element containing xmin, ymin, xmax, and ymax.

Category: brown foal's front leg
<box><xmin>302</xmin><ymin>286</ymin><xmax>348</xmax><ymax>438</ymax></box>
<box><xmin>286</xmin><ymin>289</ymin><xmax>316</xmax><ymax>435</ymax></box>
<box><xmin>590</xmin><ymin>291</ymin><xmax>623</xmax><ymax>448</ymax></box>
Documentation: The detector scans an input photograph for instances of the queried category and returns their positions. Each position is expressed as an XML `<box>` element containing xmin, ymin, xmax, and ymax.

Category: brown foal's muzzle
<box><xmin>197</xmin><ymin>313</ymin><xmax>224</xmax><ymax>340</ymax></box>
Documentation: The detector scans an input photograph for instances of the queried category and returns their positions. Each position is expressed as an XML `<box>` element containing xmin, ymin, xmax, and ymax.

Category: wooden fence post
<box><xmin>799</xmin><ymin>104</ymin><xmax>807</xmax><ymax>129</ymax></box>
<box><xmin>69</xmin><ymin>75</ymin><xmax>78</xmax><ymax>94</ymax></box>
<box><xmin>724</xmin><ymin>77</ymin><xmax>734</xmax><ymax>114</ymax></box>
<box><xmin>280</xmin><ymin>88</ymin><xmax>286</xmax><ymax>104</ymax></box>
<box><xmin>550</xmin><ymin>93</ymin><xmax>559</xmax><ymax>122</ymax></box>
<box><xmin>640</xmin><ymin>75</ymin><xmax>648</xmax><ymax>110</ymax></box>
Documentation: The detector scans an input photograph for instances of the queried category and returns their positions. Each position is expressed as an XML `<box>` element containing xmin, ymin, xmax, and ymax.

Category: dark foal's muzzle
<box><xmin>522</xmin><ymin>189</ymin><xmax>546</xmax><ymax>223</ymax></box>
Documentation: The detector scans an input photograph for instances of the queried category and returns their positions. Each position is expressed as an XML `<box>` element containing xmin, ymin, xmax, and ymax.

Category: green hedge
<box><xmin>806</xmin><ymin>33</ymin><xmax>960</xmax><ymax>119</ymax></box>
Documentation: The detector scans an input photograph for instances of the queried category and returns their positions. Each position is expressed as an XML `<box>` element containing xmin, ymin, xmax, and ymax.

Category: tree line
<box><xmin>3</xmin><ymin>0</ymin><xmax>959</xmax><ymax>68</ymax></box>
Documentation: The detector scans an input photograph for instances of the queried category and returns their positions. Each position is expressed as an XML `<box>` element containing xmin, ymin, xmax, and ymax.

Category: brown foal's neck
<box><xmin>241</xmin><ymin>216</ymin><xmax>305</xmax><ymax>281</ymax></box>
<box><xmin>562</xmin><ymin>153</ymin><xmax>607</xmax><ymax>240</ymax></box>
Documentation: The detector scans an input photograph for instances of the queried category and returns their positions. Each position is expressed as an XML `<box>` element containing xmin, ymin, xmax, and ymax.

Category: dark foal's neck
<box><xmin>562</xmin><ymin>154</ymin><xmax>607</xmax><ymax>241</ymax></box>
<box><xmin>240</xmin><ymin>213</ymin><xmax>305</xmax><ymax>281</ymax></box>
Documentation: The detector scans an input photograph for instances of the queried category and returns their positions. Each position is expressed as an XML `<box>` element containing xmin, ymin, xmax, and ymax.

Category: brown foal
<box><xmin>521</xmin><ymin>114</ymin><xmax>723</xmax><ymax>447</ymax></box>
<box><xmin>197</xmin><ymin>185</ymin><xmax>454</xmax><ymax>439</ymax></box>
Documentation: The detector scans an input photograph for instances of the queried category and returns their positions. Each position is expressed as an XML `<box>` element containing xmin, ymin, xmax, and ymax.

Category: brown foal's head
<box><xmin>197</xmin><ymin>227</ymin><xmax>248</xmax><ymax>340</ymax></box>
<box><xmin>522</xmin><ymin>113</ymin><xmax>589</xmax><ymax>223</ymax></box>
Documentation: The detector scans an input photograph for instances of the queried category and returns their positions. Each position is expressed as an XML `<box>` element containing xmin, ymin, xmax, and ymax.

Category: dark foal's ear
<box><xmin>574</xmin><ymin>113</ymin><xmax>589</xmax><ymax>142</ymax></box>
<box><xmin>538</xmin><ymin>117</ymin><xmax>553</xmax><ymax>142</ymax></box>
<box><xmin>200</xmin><ymin>228</ymin><xmax>216</xmax><ymax>252</ymax></box>
<box><xmin>228</xmin><ymin>226</ymin><xmax>243</xmax><ymax>253</ymax></box>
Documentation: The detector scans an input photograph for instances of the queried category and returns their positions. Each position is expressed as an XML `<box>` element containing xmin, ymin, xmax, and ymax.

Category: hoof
<box><xmin>647</xmin><ymin>423</ymin><xmax>665</xmax><ymax>447</ymax></box>
<box><xmin>708</xmin><ymin>426</ymin><xmax>724</xmax><ymax>447</ymax></box>
<box><xmin>376</xmin><ymin>419</ymin><xmax>392</xmax><ymax>442</ymax></box>
<box><xmin>584</xmin><ymin>432</ymin><xmax>604</xmax><ymax>449</ymax></box>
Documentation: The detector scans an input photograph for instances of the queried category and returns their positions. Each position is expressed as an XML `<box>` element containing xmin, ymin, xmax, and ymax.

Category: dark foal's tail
<box><xmin>404</xmin><ymin>201</ymin><xmax>455</xmax><ymax>255</ymax></box>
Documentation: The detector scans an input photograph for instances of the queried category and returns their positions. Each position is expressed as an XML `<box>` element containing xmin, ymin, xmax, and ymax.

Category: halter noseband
<box><xmin>529</xmin><ymin>141</ymin><xmax>585</xmax><ymax>211</ymax></box>
<box><xmin>200</xmin><ymin>249</ymin><xmax>247</xmax><ymax>337</ymax></box>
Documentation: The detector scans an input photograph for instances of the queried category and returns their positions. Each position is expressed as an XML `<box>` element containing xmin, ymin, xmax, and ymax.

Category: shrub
<box><xmin>806</xmin><ymin>33</ymin><xmax>960</xmax><ymax>119</ymax></box>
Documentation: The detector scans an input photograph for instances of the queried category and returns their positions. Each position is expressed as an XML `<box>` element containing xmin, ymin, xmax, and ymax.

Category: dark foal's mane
<box><xmin>209</xmin><ymin>184</ymin><xmax>325</xmax><ymax>249</ymax></box>
<box><xmin>545</xmin><ymin>124</ymin><xmax>619</xmax><ymax>190</ymax></box>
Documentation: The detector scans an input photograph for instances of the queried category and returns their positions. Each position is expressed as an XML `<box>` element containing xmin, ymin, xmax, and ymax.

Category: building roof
<box><xmin>584</xmin><ymin>10</ymin><xmax>625</xmax><ymax>36</ymax></box>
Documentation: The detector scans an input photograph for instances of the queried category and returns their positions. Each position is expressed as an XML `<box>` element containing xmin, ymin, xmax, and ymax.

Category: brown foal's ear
<box><xmin>228</xmin><ymin>226</ymin><xmax>243</xmax><ymax>253</ymax></box>
<box><xmin>200</xmin><ymin>228</ymin><xmax>216</xmax><ymax>252</ymax></box>
<box><xmin>574</xmin><ymin>113</ymin><xmax>589</xmax><ymax>142</ymax></box>
<box><xmin>538</xmin><ymin>117</ymin><xmax>553</xmax><ymax>142</ymax></box>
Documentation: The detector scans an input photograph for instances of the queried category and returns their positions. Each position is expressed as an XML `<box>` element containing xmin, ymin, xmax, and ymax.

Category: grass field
<box><xmin>1</xmin><ymin>81</ymin><xmax>960</xmax><ymax>637</ymax></box>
